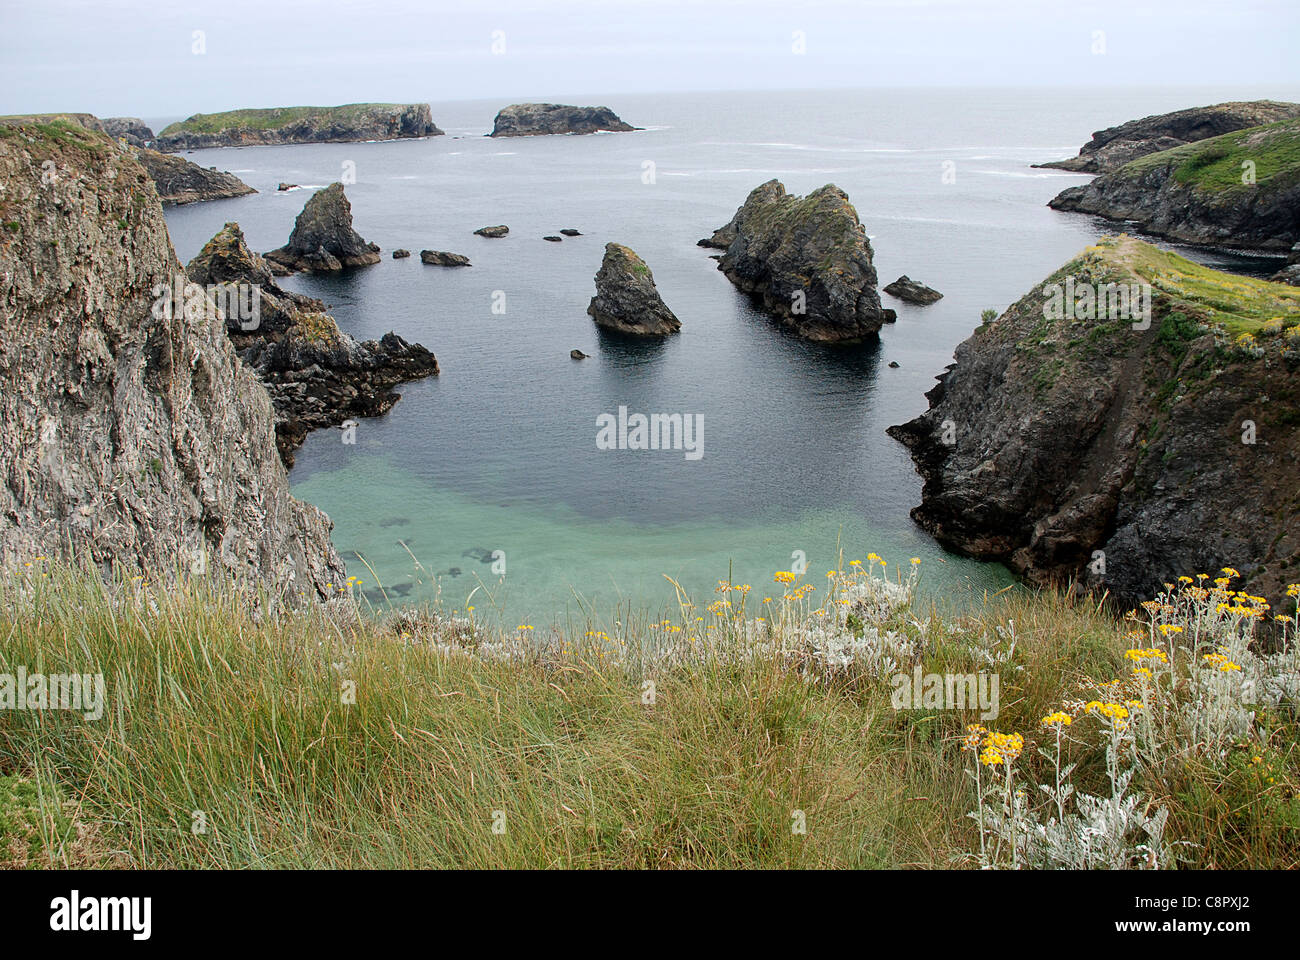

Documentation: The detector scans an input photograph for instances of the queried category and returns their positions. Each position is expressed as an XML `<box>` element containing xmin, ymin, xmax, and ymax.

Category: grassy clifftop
<box><xmin>159</xmin><ymin>103</ymin><xmax>418</xmax><ymax>135</ymax></box>
<box><xmin>1119</xmin><ymin>116</ymin><xmax>1300</xmax><ymax>192</ymax></box>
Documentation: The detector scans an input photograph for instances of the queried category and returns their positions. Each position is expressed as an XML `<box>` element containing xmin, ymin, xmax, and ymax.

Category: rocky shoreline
<box><xmin>156</xmin><ymin>103</ymin><xmax>442</xmax><ymax>151</ymax></box>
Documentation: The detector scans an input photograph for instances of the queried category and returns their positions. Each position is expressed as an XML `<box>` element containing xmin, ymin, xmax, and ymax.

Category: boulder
<box><xmin>264</xmin><ymin>183</ymin><xmax>381</xmax><ymax>273</ymax></box>
<box><xmin>474</xmin><ymin>225</ymin><xmax>509</xmax><ymax>238</ymax></box>
<box><xmin>883</xmin><ymin>275</ymin><xmax>943</xmax><ymax>304</ymax></box>
<box><xmin>560</xmin><ymin>228</ymin><xmax>582</xmax><ymax>236</ymax></box>
<box><xmin>543</xmin><ymin>236</ymin><xmax>563</xmax><ymax>242</ymax></box>
<box><xmin>392</xmin><ymin>248</ymin><xmax>411</xmax><ymax>259</ymax></box>
<box><xmin>587</xmin><ymin>243</ymin><xmax>681</xmax><ymax>336</ymax></box>
<box><xmin>420</xmin><ymin>250</ymin><xmax>471</xmax><ymax>266</ymax></box>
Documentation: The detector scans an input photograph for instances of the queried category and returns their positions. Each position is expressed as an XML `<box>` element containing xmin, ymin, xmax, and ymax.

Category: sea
<box><xmin>155</xmin><ymin>85</ymin><xmax>1300</xmax><ymax>627</ymax></box>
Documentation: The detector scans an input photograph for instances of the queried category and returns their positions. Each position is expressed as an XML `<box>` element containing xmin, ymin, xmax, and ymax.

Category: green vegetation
<box><xmin>1121</xmin><ymin>117</ymin><xmax>1300</xmax><ymax>192</ymax></box>
<box><xmin>0</xmin><ymin>118</ymin><xmax>110</xmax><ymax>157</ymax></box>
<box><xmin>1</xmin><ymin>559</ymin><xmax>1296</xmax><ymax>869</ymax></box>
<box><xmin>158</xmin><ymin>103</ymin><xmax>411</xmax><ymax>136</ymax></box>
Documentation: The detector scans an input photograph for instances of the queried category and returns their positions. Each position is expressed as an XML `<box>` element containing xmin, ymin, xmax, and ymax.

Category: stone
<box><xmin>883</xmin><ymin>275</ymin><xmax>943</xmax><ymax>304</ymax></box>
<box><xmin>420</xmin><ymin>250</ymin><xmax>471</xmax><ymax>266</ymax></box>
<box><xmin>263</xmin><ymin>183</ymin><xmax>382</xmax><ymax>273</ymax></box>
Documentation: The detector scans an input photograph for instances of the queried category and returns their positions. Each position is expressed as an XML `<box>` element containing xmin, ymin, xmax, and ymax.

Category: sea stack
<box><xmin>701</xmin><ymin>179</ymin><xmax>895</xmax><ymax>341</ymax></box>
<box><xmin>587</xmin><ymin>243</ymin><xmax>681</xmax><ymax>336</ymax></box>
<box><xmin>489</xmin><ymin>103</ymin><xmax>637</xmax><ymax>137</ymax></box>
<box><xmin>264</xmin><ymin>182</ymin><xmax>381</xmax><ymax>273</ymax></box>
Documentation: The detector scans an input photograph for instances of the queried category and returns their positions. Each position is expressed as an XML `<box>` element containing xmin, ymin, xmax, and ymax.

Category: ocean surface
<box><xmin>157</xmin><ymin>86</ymin><xmax>1299</xmax><ymax>627</ymax></box>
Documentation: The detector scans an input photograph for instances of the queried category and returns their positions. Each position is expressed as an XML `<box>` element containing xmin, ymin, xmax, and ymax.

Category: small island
<box><xmin>489</xmin><ymin>103</ymin><xmax>637</xmax><ymax>137</ymax></box>
<box><xmin>156</xmin><ymin>103</ymin><xmax>443</xmax><ymax>151</ymax></box>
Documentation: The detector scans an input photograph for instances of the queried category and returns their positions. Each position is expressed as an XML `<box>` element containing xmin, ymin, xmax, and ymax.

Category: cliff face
<box><xmin>889</xmin><ymin>236</ymin><xmax>1300</xmax><ymax>610</ymax></box>
<box><xmin>1048</xmin><ymin>119</ymin><xmax>1300</xmax><ymax>251</ymax></box>
<box><xmin>701</xmin><ymin>180</ymin><xmax>894</xmax><ymax>342</ymax></box>
<box><xmin>187</xmin><ymin>222</ymin><xmax>438</xmax><ymax>466</ymax></box>
<box><xmin>156</xmin><ymin>103</ymin><xmax>442</xmax><ymax>151</ymax></box>
<box><xmin>488</xmin><ymin>104</ymin><xmax>636</xmax><ymax>137</ymax></box>
<box><xmin>1036</xmin><ymin>100</ymin><xmax>1300</xmax><ymax>173</ymax></box>
<box><xmin>135</xmin><ymin>148</ymin><xmax>255</xmax><ymax>205</ymax></box>
<box><xmin>0</xmin><ymin>120</ymin><xmax>346</xmax><ymax>597</ymax></box>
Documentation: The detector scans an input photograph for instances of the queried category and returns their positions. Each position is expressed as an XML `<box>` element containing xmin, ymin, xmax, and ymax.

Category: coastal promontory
<box><xmin>135</xmin><ymin>148</ymin><xmax>256</xmax><ymax>205</ymax></box>
<box><xmin>701</xmin><ymin>179</ymin><xmax>895</xmax><ymax>342</ymax></box>
<box><xmin>156</xmin><ymin>103</ymin><xmax>443</xmax><ymax>151</ymax></box>
<box><xmin>888</xmin><ymin>235</ymin><xmax>1300</xmax><ymax>609</ymax></box>
<box><xmin>489</xmin><ymin>103</ymin><xmax>636</xmax><ymax>137</ymax></box>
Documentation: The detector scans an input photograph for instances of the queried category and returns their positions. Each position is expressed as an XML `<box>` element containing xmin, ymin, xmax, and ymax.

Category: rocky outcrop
<box><xmin>135</xmin><ymin>148</ymin><xmax>255</xmax><ymax>205</ymax></box>
<box><xmin>1048</xmin><ymin>118</ymin><xmax>1300</xmax><ymax>251</ymax></box>
<box><xmin>888</xmin><ymin>235</ymin><xmax>1300</xmax><ymax>610</ymax></box>
<box><xmin>587</xmin><ymin>244</ymin><xmax>681</xmax><ymax>335</ymax></box>
<box><xmin>102</xmin><ymin>117</ymin><xmax>155</xmax><ymax>148</ymax></box>
<box><xmin>1036</xmin><ymin>101</ymin><xmax>1300</xmax><ymax>173</ymax></box>
<box><xmin>156</xmin><ymin>103</ymin><xmax>442</xmax><ymax>151</ymax></box>
<box><xmin>1271</xmin><ymin>242</ymin><xmax>1300</xmax><ymax>285</ymax></box>
<box><xmin>186</xmin><ymin>223</ymin><xmax>438</xmax><ymax>467</ymax></box>
<box><xmin>420</xmin><ymin>250</ymin><xmax>470</xmax><ymax>266</ymax></box>
<box><xmin>701</xmin><ymin>180</ymin><xmax>894</xmax><ymax>342</ymax></box>
<box><xmin>392</xmin><ymin>248</ymin><xmax>410</xmax><ymax>259</ymax></box>
<box><xmin>489</xmin><ymin>103</ymin><xmax>636</xmax><ymax>137</ymax></box>
<box><xmin>474</xmin><ymin>225</ymin><xmax>508</xmax><ymax>238</ymax></box>
<box><xmin>560</xmin><ymin>229</ymin><xmax>582</xmax><ymax>237</ymax></box>
<box><xmin>264</xmin><ymin>183</ymin><xmax>381</xmax><ymax>273</ymax></box>
<box><xmin>883</xmin><ymin>276</ymin><xmax>943</xmax><ymax>305</ymax></box>
<box><xmin>0</xmin><ymin>119</ymin><xmax>345</xmax><ymax>596</ymax></box>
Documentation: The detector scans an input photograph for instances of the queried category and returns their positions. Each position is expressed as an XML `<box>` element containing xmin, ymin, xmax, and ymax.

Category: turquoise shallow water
<box><xmin>158</xmin><ymin>85</ymin><xmax>1298</xmax><ymax>626</ymax></box>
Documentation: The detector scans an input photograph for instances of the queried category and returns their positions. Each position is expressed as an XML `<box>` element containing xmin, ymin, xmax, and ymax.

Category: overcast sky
<box><xmin>1</xmin><ymin>0</ymin><xmax>1296</xmax><ymax>118</ymax></box>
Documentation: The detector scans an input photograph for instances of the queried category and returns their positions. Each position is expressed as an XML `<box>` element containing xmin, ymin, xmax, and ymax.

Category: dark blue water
<box><xmin>158</xmin><ymin>86</ymin><xmax>1298</xmax><ymax>625</ymax></box>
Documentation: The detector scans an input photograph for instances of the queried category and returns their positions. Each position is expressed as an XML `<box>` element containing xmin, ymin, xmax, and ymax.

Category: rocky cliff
<box><xmin>186</xmin><ymin>223</ymin><xmax>438</xmax><ymax>467</ymax></box>
<box><xmin>102</xmin><ymin>117</ymin><xmax>155</xmax><ymax>148</ymax></box>
<box><xmin>587</xmin><ymin>243</ymin><xmax>681</xmax><ymax>335</ymax></box>
<box><xmin>889</xmin><ymin>235</ymin><xmax>1300</xmax><ymax>610</ymax></box>
<box><xmin>1048</xmin><ymin>118</ymin><xmax>1300</xmax><ymax>251</ymax></box>
<box><xmin>264</xmin><ymin>182</ymin><xmax>381</xmax><ymax>273</ymax></box>
<box><xmin>1036</xmin><ymin>101</ymin><xmax>1300</xmax><ymax>173</ymax></box>
<box><xmin>701</xmin><ymin>180</ymin><xmax>894</xmax><ymax>342</ymax></box>
<box><xmin>157</xmin><ymin>103</ymin><xmax>442</xmax><ymax>151</ymax></box>
<box><xmin>0</xmin><ymin>119</ymin><xmax>345</xmax><ymax>596</ymax></box>
<box><xmin>135</xmin><ymin>148</ymin><xmax>255</xmax><ymax>205</ymax></box>
<box><xmin>488</xmin><ymin>103</ymin><xmax>636</xmax><ymax>137</ymax></box>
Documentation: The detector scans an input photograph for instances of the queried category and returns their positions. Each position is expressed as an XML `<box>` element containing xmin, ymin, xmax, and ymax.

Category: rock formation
<box><xmin>101</xmin><ymin>117</ymin><xmax>155</xmax><ymax>148</ymax></box>
<box><xmin>1270</xmin><ymin>242</ymin><xmax>1300</xmax><ymax>285</ymax></box>
<box><xmin>701</xmin><ymin>180</ymin><xmax>895</xmax><ymax>341</ymax></box>
<box><xmin>1048</xmin><ymin>118</ymin><xmax>1300</xmax><ymax>251</ymax></box>
<box><xmin>474</xmin><ymin>225</ymin><xmax>508</xmax><ymax>238</ymax></box>
<box><xmin>264</xmin><ymin>183</ymin><xmax>381</xmax><ymax>273</ymax></box>
<box><xmin>135</xmin><ymin>148</ymin><xmax>256</xmax><ymax>205</ymax></box>
<box><xmin>420</xmin><ymin>250</ymin><xmax>470</xmax><ymax>266</ymax></box>
<box><xmin>156</xmin><ymin>103</ymin><xmax>442</xmax><ymax>151</ymax></box>
<box><xmin>0</xmin><ymin>119</ymin><xmax>345</xmax><ymax>596</ymax></box>
<box><xmin>543</xmin><ymin>235</ymin><xmax>562</xmax><ymax>242</ymax></box>
<box><xmin>883</xmin><ymin>276</ymin><xmax>943</xmax><ymax>304</ymax></box>
<box><xmin>489</xmin><ymin>103</ymin><xmax>636</xmax><ymax>137</ymax></box>
<box><xmin>587</xmin><ymin>243</ymin><xmax>681</xmax><ymax>336</ymax></box>
<box><xmin>570</xmin><ymin>349</ymin><xmax>589</xmax><ymax>360</ymax></box>
<box><xmin>560</xmin><ymin>228</ymin><xmax>582</xmax><ymax>236</ymax></box>
<box><xmin>888</xmin><ymin>235</ymin><xmax>1300</xmax><ymax>610</ymax></box>
<box><xmin>392</xmin><ymin>248</ymin><xmax>410</xmax><ymax>259</ymax></box>
<box><xmin>1036</xmin><ymin>101</ymin><xmax>1300</xmax><ymax>173</ymax></box>
<box><xmin>186</xmin><ymin>222</ymin><xmax>438</xmax><ymax>467</ymax></box>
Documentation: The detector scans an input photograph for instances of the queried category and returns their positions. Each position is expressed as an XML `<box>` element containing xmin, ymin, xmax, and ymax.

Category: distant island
<box><xmin>488</xmin><ymin>103</ymin><xmax>637</xmax><ymax>137</ymax></box>
<box><xmin>156</xmin><ymin>103</ymin><xmax>443</xmax><ymax>150</ymax></box>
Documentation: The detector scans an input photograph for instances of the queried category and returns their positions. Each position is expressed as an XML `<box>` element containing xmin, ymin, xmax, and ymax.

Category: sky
<box><xmin>1</xmin><ymin>0</ymin><xmax>1297</xmax><ymax>118</ymax></box>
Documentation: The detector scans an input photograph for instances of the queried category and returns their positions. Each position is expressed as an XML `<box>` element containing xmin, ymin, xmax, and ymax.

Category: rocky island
<box><xmin>489</xmin><ymin>103</ymin><xmax>637</xmax><ymax>137</ymax></box>
<box><xmin>0</xmin><ymin>119</ymin><xmax>345</xmax><ymax>595</ymax></box>
<box><xmin>1048</xmin><ymin>117</ymin><xmax>1300</xmax><ymax>251</ymax></box>
<box><xmin>1036</xmin><ymin>100</ymin><xmax>1300</xmax><ymax>173</ymax></box>
<box><xmin>187</xmin><ymin>223</ymin><xmax>438</xmax><ymax>466</ymax></box>
<box><xmin>888</xmin><ymin>235</ymin><xmax>1300</xmax><ymax>610</ymax></box>
<box><xmin>700</xmin><ymin>179</ymin><xmax>895</xmax><ymax>342</ymax></box>
<box><xmin>264</xmin><ymin>182</ymin><xmax>381</xmax><ymax>273</ymax></box>
<box><xmin>587</xmin><ymin>243</ymin><xmax>681</xmax><ymax>335</ymax></box>
<box><xmin>156</xmin><ymin>103</ymin><xmax>442</xmax><ymax>151</ymax></box>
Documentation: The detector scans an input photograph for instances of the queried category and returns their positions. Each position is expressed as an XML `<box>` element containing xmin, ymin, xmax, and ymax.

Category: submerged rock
<box><xmin>0</xmin><ymin>121</ymin><xmax>345</xmax><ymax>597</ymax></box>
<box><xmin>420</xmin><ymin>250</ymin><xmax>471</xmax><ymax>266</ymax></box>
<box><xmin>187</xmin><ymin>222</ymin><xmax>438</xmax><ymax>467</ymax></box>
<box><xmin>489</xmin><ymin>103</ymin><xmax>637</xmax><ymax>137</ymax></box>
<box><xmin>264</xmin><ymin>183</ymin><xmax>381</xmax><ymax>273</ymax></box>
<box><xmin>474</xmin><ymin>225</ymin><xmax>509</xmax><ymax>238</ymax></box>
<box><xmin>560</xmin><ymin>228</ymin><xmax>582</xmax><ymax>236</ymax></box>
<box><xmin>702</xmin><ymin>179</ymin><xmax>894</xmax><ymax>341</ymax></box>
<box><xmin>543</xmin><ymin>235</ymin><xmax>563</xmax><ymax>242</ymax></box>
<box><xmin>888</xmin><ymin>235</ymin><xmax>1300</xmax><ymax>610</ymax></box>
<box><xmin>1035</xmin><ymin>100</ymin><xmax>1300</xmax><ymax>173</ymax></box>
<box><xmin>135</xmin><ymin>148</ymin><xmax>256</xmax><ymax>205</ymax></box>
<box><xmin>587</xmin><ymin>243</ymin><xmax>681</xmax><ymax>336</ymax></box>
<box><xmin>883</xmin><ymin>275</ymin><xmax>943</xmax><ymax>305</ymax></box>
<box><xmin>570</xmin><ymin>349</ymin><xmax>589</xmax><ymax>359</ymax></box>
